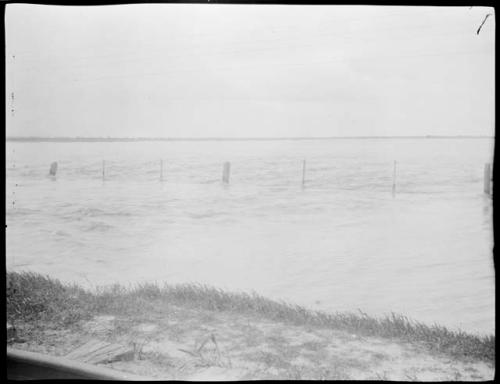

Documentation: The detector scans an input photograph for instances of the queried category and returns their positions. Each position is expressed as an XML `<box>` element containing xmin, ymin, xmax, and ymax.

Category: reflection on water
<box><xmin>5</xmin><ymin>138</ymin><xmax>495</xmax><ymax>335</ymax></box>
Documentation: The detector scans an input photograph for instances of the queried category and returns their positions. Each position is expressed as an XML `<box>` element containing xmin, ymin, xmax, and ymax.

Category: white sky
<box><xmin>5</xmin><ymin>4</ymin><xmax>495</xmax><ymax>138</ymax></box>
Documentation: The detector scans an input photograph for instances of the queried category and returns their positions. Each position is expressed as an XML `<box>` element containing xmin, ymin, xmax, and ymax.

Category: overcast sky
<box><xmin>5</xmin><ymin>4</ymin><xmax>495</xmax><ymax>138</ymax></box>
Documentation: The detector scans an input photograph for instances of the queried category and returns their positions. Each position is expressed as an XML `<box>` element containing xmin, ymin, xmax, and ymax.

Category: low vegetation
<box><xmin>7</xmin><ymin>271</ymin><xmax>494</xmax><ymax>365</ymax></box>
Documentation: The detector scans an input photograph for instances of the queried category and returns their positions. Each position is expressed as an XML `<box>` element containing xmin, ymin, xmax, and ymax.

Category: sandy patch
<box><xmin>9</xmin><ymin>311</ymin><xmax>495</xmax><ymax>381</ymax></box>
<box><xmin>133</xmin><ymin>323</ymin><xmax>158</xmax><ymax>334</ymax></box>
<box><xmin>81</xmin><ymin>315</ymin><xmax>116</xmax><ymax>334</ymax></box>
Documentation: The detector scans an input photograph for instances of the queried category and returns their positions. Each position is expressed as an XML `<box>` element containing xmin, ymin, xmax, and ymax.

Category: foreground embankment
<box><xmin>6</xmin><ymin>272</ymin><xmax>495</xmax><ymax>380</ymax></box>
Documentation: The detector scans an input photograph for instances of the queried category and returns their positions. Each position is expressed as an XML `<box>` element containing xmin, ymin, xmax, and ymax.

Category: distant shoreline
<box><xmin>5</xmin><ymin>135</ymin><xmax>494</xmax><ymax>143</ymax></box>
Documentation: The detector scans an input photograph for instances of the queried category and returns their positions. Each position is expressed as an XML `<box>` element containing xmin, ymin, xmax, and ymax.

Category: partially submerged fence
<box><xmin>46</xmin><ymin>160</ymin><xmax>493</xmax><ymax>197</ymax></box>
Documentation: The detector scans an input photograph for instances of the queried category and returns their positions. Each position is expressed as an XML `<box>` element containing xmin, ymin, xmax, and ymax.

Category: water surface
<box><xmin>5</xmin><ymin>138</ymin><xmax>495</xmax><ymax>335</ymax></box>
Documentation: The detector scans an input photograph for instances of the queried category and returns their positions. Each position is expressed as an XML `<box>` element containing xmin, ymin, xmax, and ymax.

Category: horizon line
<box><xmin>5</xmin><ymin>135</ymin><xmax>494</xmax><ymax>142</ymax></box>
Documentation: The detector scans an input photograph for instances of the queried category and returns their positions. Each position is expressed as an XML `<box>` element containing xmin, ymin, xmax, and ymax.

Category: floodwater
<box><xmin>5</xmin><ymin>138</ymin><xmax>495</xmax><ymax>335</ymax></box>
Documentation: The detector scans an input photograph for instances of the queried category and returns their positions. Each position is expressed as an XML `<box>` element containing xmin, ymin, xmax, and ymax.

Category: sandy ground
<box><xmin>10</xmin><ymin>306</ymin><xmax>494</xmax><ymax>381</ymax></box>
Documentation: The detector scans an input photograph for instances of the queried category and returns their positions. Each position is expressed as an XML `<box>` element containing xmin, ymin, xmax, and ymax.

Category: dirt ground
<box><xmin>9</xmin><ymin>306</ymin><xmax>495</xmax><ymax>381</ymax></box>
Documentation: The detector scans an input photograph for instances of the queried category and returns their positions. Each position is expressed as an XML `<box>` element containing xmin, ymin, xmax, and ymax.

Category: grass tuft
<box><xmin>6</xmin><ymin>271</ymin><xmax>495</xmax><ymax>364</ymax></box>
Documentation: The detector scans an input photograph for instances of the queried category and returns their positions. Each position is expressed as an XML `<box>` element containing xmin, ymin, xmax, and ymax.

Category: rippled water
<box><xmin>5</xmin><ymin>138</ymin><xmax>495</xmax><ymax>335</ymax></box>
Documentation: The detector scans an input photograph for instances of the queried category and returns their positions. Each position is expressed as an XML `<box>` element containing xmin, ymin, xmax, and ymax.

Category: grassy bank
<box><xmin>7</xmin><ymin>271</ymin><xmax>494</xmax><ymax>366</ymax></box>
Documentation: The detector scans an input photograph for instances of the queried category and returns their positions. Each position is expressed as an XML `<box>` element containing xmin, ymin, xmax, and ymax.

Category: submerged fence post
<box><xmin>302</xmin><ymin>159</ymin><xmax>306</xmax><ymax>187</ymax></box>
<box><xmin>484</xmin><ymin>163</ymin><xmax>491</xmax><ymax>195</ymax></box>
<box><xmin>102</xmin><ymin>160</ymin><xmax>105</xmax><ymax>181</ymax></box>
<box><xmin>160</xmin><ymin>159</ymin><xmax>164</xmax><ymax>182</ymax></box>
<box><xmin>392</xmin><ymin>160</ymin><xmax>397</xmax><ymax>197</ymax></box>
<box><xmin>222</xmin><ymin>162</ymin><xmax>231</xmax><ymax>184</ymax></box>
<box><xmin>49</xmin><ymin>162</ymin><xmax>58</xmax><ymax>176</ymax></box>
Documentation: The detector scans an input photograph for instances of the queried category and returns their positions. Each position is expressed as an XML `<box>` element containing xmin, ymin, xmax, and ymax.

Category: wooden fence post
<box><xmin>484</xmin><ymin>163</ymin><xmax>491</xmax><ymax>195</ymax></box>
<box><xmin>49</xmin><ymin>162</ymin><xmax>58</xmax><ymax>176</ymax></box>
<box><xmin>302</xmin><ymin>160</ymin><xmax>306</xmax><ymax>187</ymax></box>
<box><xmin>392</xmin><ymin>160</ymin><xmax>397</xmax><ymax>197</ymax></box>
<box><xmin>222</xmin><ymin>162</ymin><xmax>231</xmax><ymax>183</ymax></box>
